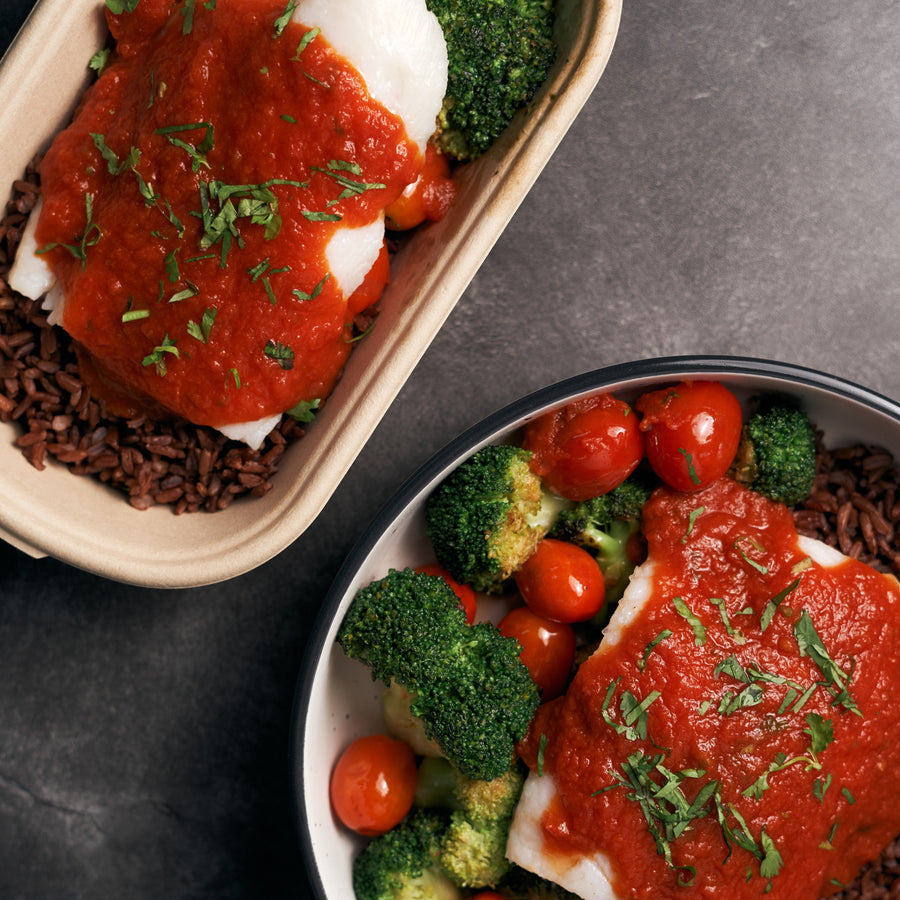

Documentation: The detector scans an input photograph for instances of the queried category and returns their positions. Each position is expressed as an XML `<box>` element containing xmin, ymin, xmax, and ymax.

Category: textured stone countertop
<box><xmin>1</xmin><ymin>0</ymin><xmax>899</xmax><ymax>897</ymax></box>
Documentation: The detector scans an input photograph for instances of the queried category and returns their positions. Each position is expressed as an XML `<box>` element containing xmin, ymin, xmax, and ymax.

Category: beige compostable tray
<box><xmin>0</xmin><ymin>0</ymin><xmax>622</xmax><ymax>588</ymax></box>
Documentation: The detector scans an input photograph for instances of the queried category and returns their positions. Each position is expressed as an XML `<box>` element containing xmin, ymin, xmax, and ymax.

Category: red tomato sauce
<box><xmin>34</xmin><ymin>0</ymin><xmax>422</xmax><ymax>427</ymax></box>
<box><xmin>520</xmin><ymin>477</ymin><xmax>900</xmax><ymax>899</ymax></box>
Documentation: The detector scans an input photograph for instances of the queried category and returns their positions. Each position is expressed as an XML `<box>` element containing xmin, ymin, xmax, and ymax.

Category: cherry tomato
<box><xmin>330</xmin><ymin>734</ymin><xmax>417</xmax><ymax>836</ymax></box>
<box><xmin>635</xmin><ymin>380</ymin><xmax>743</xmax><ymax>492</ymax></box>
<box><xmin>385</xmin><ymin>143</ymin><xmax>457</xmax><ymax>231</ymax></box>
<box><xmin>522</xmin><ymin>393</ymin><xmax>644</xmax><ymax>501</ymax></box>
<box><xmin>514</xmin><ymin>538</ymin><xmax>606</xmax><ymax>624</ymax></box>
<box><xmin>468</xmin><ymin>894</ymin><xmax>507</xmax><ymax>900</ymax></box>
<box><xmin>417</xmin><ymin>563</ymin><xmax>477</xmax><ymax>624</ymax></box>
<box><xmin>499</xmin><ymin>605</ymin><xmax>575</xmax><ymax>700</ymax></box>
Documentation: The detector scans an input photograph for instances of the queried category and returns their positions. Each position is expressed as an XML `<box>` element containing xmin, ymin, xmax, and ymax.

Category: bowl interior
<box><xmin>290</xmin><ymin>356</ymin><xmax>900</xmax><ymax>900</ymax></box>
<box><xmin>0</xmin><ymin>0</ymin><xmax>622</xmax><ymax>587</ymax></box>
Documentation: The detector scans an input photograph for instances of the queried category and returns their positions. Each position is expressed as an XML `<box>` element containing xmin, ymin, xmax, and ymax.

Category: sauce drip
<box><xmin>34</xmin><ymin>0</ymin><xmax>421</xmax><ymax>427</ymax></box>
<box><xmin>520</xmin><ymin>477</ymin><xmax>900</xmax><ymax>899</ymax></box>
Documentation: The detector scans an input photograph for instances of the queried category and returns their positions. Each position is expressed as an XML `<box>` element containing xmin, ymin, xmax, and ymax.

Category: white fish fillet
<box><xmin>505</xmin><ymin>535</ymin><xmax>852</xmax><ymax>899</ymax></box>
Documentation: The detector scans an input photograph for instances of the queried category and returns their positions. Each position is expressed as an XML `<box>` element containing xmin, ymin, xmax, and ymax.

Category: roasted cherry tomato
<box><xmin>417</xmin><ymin>562</ymin><xmax>477</xmax><ymax>624</ymax></box>
<box><xmin>635</xmin><ymin>380</ymin><xmax>743</xmax><ymax>493</ymax></box>
<box><xmin>499</xmin><ymin>605</ymin><xmax>576</xmax><ymax>700</ymax></box>
<box><xmin>385</xmin><ymin>143</ymin><xmax>457</xmax><ymax>231</ymax></box>
<box><xmin>330</xmin><ymin>734</ymin><xmax>417</xmax><ymax>836</ymax></box>
<box><xmin>522</xmin><ymin>393</ymin><xmax>644</xmax><ymax>501</ymax></box>
<box><xmin>514</xmin><ymin>538</ymin><xmax>606</xmax><ymax>624</ymax></box>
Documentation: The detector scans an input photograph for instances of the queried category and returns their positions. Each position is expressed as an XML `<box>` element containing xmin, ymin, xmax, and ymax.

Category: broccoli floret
<box><xmin>353</xmin><ymin>808</ymin><xmax>462</xmax><ymax>900</ymax></box>
<box><xmin>426</xmin><ymin>0</ymin><xmax>558</xmax><ymax>160</ymax></box>
<box><xmin>497</xmin><ymin>866</ymin><xmax>585</xmax><ymax>900</ymax></box>
<box><xmin>550</xmin><ymin>472</ymin><xmax>654</xmax><ymax>608</ymax></box>
<box><xmin>337</xmin><ymin>568</ymin><xmax>540</xmax><ymax>780</ymax></box>
<box><xmin>425</xmin><ymin>445</ymin><xmax>550</xmax><ymax>594</ymax></box>
<box><xmin>415</xmin><ymin>756</ymin><xmax>525</xmax><ymax>889</ymax></box>
<box><xmin>730</xmin><ymin>396</ymin><xmax>817</xmax><ymax>506</ymax></box>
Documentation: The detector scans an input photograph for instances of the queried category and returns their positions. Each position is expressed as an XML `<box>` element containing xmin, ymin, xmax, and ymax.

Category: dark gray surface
<box><xmin>2</xmin><ymin>0</ymin><xmax>900</xmax><ymax>897</ymax></box>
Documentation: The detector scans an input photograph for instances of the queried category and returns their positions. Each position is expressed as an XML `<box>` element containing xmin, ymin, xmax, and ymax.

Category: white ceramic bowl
<box><xmin>0</xmin><ymin>0</ymin><xmax>622</xmax><ymax>587</ymax></box>
<box><xmin>289</xmin><ymin>355</ymin><xmax>900</xmax><ymax>899</ymax></box>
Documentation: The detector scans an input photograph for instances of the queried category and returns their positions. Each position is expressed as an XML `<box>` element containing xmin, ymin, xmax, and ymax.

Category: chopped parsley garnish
<box><xmin>536</xmin><ymin>733</ymin><xmax>548</xmax><ymax>777</ymax></box>
<box><xmin>156</xmin><ymin>121</ymin><xmax>215</xmax><ymax>171</ymax></box>
<box><xmin>142</xmin><ymin>334</ymin><xmax>179</xmax><ymax>376</ymax></box>
<box><xmin>196</xmin><ymin>177</ymin><xmax>306</xmax><ymax>265</ymax></box>
<box><xmin>264</xmin><ymin>339</ymin><xmax>295</xmax><ymax>370</ymax></box>
<box><xmin>638</xmin><ymin>630</ymin><xmax>672</xmax><ymax>672</ymax></box>
<box><xmin>678</xmin><ymin>447</ymin><xmax>701</xmax><ymax>485</ymax></box>
<box><xmin>760</xmin><ymin>578</ymin><xmax>800</xmax><ymax>632</ymax></box>
<box><xmin>681</xmin><ymin>506</ymin><xmax>705</xmax><ymax>543</ymax></box>
<box><xmin>673</xmin><ymin>596</ymin><xmax>706</xmax><ymax>646</ymax></box>
<box><xmin>285</xmin><ymin>398</ymin><xmax>320</xmax><ymax>422</ymax></box>
<box><xmin>105</xmin><ymin>0</ymin><xmax>140</xmax><ymax>13</ymax></box>
<box><xmin>272</xmin><ymin>0</ymin><xmax>297</xmax><ymax>37</ymax></box>
<box><xmin>36</xmin><ymin>192</ymin><xmax>101</xmax><ymax>269</ymax></box>
<box><xmin>292</xmin><ymin>274</ymin><xmax>329</xmax><ymax>302</ymax></box>
<box><xmin>91</xmin><ymin>133</ymin><xmax>141</xmax><ymax>175</ymax></box>
<box><xmin>793</xmin><ymin>610</ymin><xmax>860</xmax><ymax>715</ymax></box>
<box><xmin>187</xmin><ymin>307</ymin><xmax>217</xmax><ymax>343</ymax></box>
<box><xmin>292</xmin><ymin>26</ymin><xmax>320</xmax><ymax>59</ymax></box>
<box><xmin>709</xmin><ymin>597</ymin><xmax>746</xmax><ymax>644</ymax></box>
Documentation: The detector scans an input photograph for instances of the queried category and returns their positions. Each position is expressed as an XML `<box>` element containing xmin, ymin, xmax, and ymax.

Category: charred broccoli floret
<box><xmin>352</xmin><ymin>808</ymin><xmax>462</xmax><ymax>900</ymax></box>
<box><xmin>550</xmin><ymin>471</ymin><xmax>654</xmax><ymax>607</ymax></box>
<box><xmin>425</xmin><ymin>445</ymin><xmax>555</xmax><ymax>594</ymax></box>
<box><xmin>415</xmin><ymin>756</ymin><xmax>525</xmax><ymax>889</ymax></box>
<box><xmin>426</xmin><ymin>0</ymin><xmax>558</xmax><ymax>160</ymax></box>
<box><xmin>730</xmin><ymin>396</ymin><xmax>817</xmax><ymax>506</ymax></box>
<box><xmin>337</xmin><ymin>568</ymin><xmax>540</xmax><ymax>780</ymax></box>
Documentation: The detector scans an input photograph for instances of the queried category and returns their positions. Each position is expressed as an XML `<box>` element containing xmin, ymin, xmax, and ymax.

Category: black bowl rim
<box><xmin>287</xmin><ymin>354</ymin><xmax>900</xmax><ymax>899</ymax></box>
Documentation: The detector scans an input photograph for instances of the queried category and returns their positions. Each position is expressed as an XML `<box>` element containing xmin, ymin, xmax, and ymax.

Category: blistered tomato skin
<box><xmin>522</xmin><ymin>393</ymin><xmax>644</xmax><ymax>501</ymax></box>
<box><xmin>514</xmin><ymin>538</ymin><xmax>606</xmax><ymax>624</ymax></box>
<box><xmin>636</xmin><ymin>380</ymin><xmax>743</xmax><ymax>492</ymax></box>
<box><xmin>499</xmin><ymin>605</ymin><xmax>575</xmax><ymax>700</ymax></box>
<box><xmin>329</xmin><ymin>734</ymin><xmax>417</xmax><ymax>836</ymax></box>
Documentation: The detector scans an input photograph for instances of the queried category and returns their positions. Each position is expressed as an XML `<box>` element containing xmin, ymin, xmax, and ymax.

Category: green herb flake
<box><xmin>760</xmin><ymin>578</ymin><xmax>801</xmax><ymax>632</ymax></box>
<box><xmin>638</xmin><ymin>630</ymin><xmax>672</xmax><ymax>672</ymax></box>
<box><xmin>285</xmin><ymin>398</ymin><xmax>320</xmax><ymax>422</ymax></box>
<box><xmin>142</xmin><ymin>334</ymin><xmax>179</xmax><ymax>376</ymax></box>
<box><xmin>122</xmin><ymin>308</ymin><xmax>150</xmax><ymax>323</ymax></box>
<box><xmin>293</xmin><ymin>26</ymin><xmax>319</xmax><ymax>58</ymax></box>
<box><xmin>681</xmin><ymin>506</ymin><xmax>705</xmax><ymax>543</ymax></box>
<box><xmin>814</xmin><ymin>774</ymin><xmax>832</xmax><ymax>803</ymax></box>
<box><xmin>292</xmin><ymin>274</ymin><xmax>330</xmax><ymax>302</ymax></box>
<box><xmin>794</xmin><ymin>610</ymin><xmax>861</xmax><ymax>715</ymax></box>
<box><xmin>272</xmin><ymin>0</ymin><xmax>297</xmax><ymax>37</ymax></box>
<box><xmin>187</xmin><ymin>307</ymin><xmax>217</xmax><ymax>344</ymax></box>
<box><xmin>709</xmin><ymin>597</ymin><xmax>746</xmax><ymax>644</ymax></box>
<box><xmin>156</xmin><ymin>121</ymin><xmax>214</xmax><ymax>172</ymax></box>
<box><xmin>673</xmin><ymin>596</ymin><xmax>706</xmax><ymax>647</ymax></box>
<box><xmin>678</xmin><ymin>448</ymin><xmax>701</xmax><ymax>485</ymax></box>
<box><xmin>536</xmin><ymin>733</ymin><xmax>548</xmax><ymax>777</ymax></box>
<box><xmin>106</xmin><ymin>0</ymin><xmax>140</xmax><ymax>13</ymax></box>
<box><xmin>89</xmin><ymin>48</ymin><xmax>111</xmax><ymax>75</ymax></box>
<box><xmin>264</xmin><ymin>339</ymin><xmax>295</xmax><ymax>370</ymax></box>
